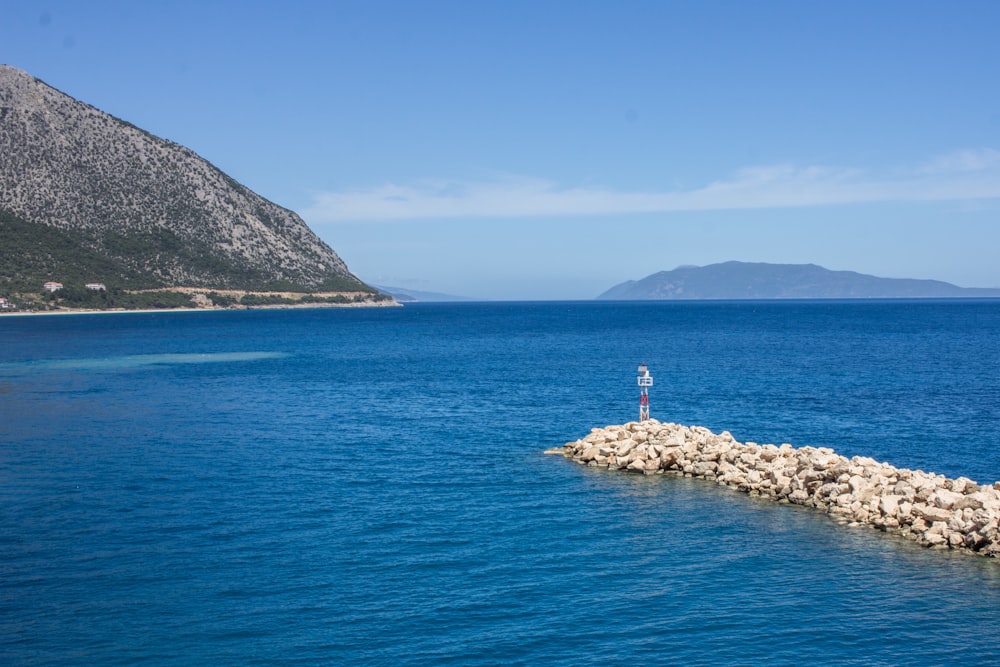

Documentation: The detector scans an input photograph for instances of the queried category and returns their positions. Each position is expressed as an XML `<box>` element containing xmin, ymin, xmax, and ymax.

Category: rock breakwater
<box><xmin>546</xmin><ymin>420</ymin><xmax>1000</xmax><ymax>558</ymax></box>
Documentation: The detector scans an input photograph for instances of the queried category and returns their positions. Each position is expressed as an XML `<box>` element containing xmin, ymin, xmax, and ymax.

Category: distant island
<box><xmin>0</xmin><ymin>64</ymin><xmax>391</xmax><ymax>312</ymax></box>
<box><xmin>598</xmin><ymin>261</ymin><xmax>1000</xmax><ymax>300</ymax></box>
<box><xmin>373</xmin><ymin>285</ymin><xmax>473</xmax><ymax>303</ymax></box>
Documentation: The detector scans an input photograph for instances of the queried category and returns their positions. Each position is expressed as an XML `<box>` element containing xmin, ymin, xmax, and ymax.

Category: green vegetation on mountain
<box><xmin>26</xmin><ymin>281</ymin><xmax>386</xmax><ymax>311</ymax></box>
<box><xmin>0</xmin><ymin>207</ymin><xmax>153</xmax><ymax>293</ymax></box>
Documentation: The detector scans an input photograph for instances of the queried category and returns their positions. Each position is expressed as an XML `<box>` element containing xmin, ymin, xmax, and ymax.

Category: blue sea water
<box><xmin>1</xmin><ymin>300</ymin><xmax>999</xmax><ymax>666</ymax></box>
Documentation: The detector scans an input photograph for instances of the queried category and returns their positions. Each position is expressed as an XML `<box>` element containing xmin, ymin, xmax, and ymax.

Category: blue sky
<box><xmin>3</xmin><ymin>1</ymin><xmax>999</xmax><ymax>299</ymax></box>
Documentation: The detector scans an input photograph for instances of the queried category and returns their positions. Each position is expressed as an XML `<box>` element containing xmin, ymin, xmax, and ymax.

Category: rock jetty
<box><xmin>546</xmin><ymin>420</ymin><xmax>1000</xmax><ymax>558</ymax></box>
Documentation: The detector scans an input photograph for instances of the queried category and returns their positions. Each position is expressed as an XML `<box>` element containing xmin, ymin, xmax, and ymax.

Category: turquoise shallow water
<box><xmin>2</xmin><ymin>301</ymin><xmax>999</xmax><ymax>665</ymax></box>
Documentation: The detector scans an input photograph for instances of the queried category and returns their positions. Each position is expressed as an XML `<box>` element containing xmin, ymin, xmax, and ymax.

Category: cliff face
<box><xmin>0</xmin><ymin>64</ymin><xmax>367</xmax><ymax>292</ymax></box>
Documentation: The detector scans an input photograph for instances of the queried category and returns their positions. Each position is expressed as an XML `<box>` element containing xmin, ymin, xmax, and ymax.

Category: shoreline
<box><xmin>549</xmin><ymin>420</ymin><xmax>1000</xmax><ymax>559</ymax></box>
<box><xmin>0</xmin><ymin>300</ymin><xmax>401</xmax><ymax>317</ymax></box>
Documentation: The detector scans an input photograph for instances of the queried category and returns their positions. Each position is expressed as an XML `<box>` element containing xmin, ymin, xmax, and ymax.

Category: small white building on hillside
<box><xmin>43</xmin><ymin>281</ymin><xmax>63</xmax><ymax>292</ymax></box>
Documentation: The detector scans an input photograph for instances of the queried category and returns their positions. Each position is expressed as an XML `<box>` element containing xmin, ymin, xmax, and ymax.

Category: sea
<box><xmin>1</xmin><ymin>300</ymin><xmax>999</xmax><ymax>666</ymax></box>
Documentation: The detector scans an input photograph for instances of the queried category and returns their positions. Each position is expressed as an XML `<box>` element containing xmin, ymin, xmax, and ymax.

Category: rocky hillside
<box><xmin>598</xmin><ymin>261</ymin><xmax>1000</xmax><ymax>300</ymax></box>
<box><xmin>0</xmin><ymin>64</ymin><xmax>370</xmax><ymax>293</ymax></box>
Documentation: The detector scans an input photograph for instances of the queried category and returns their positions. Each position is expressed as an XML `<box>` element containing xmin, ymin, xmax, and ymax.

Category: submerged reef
<box><xmin>548</xmin><ymin>420</ymin><xmax>1000</xmax><ymax>558</ymax></box>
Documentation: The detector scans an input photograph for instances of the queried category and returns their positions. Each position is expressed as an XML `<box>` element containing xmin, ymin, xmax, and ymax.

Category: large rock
<box><xmin>930</xmin><ymin>489</ymin><xmax>965</xmax><ymax>510</ymax></box>
<box><xmin>879</xmin><ymin>495</ymin><xmax>903</xmax><ymax>518</ymax></box>
<box><xmin>916</xmin><ymin>504</ymin><xmax>954</xmax><ymax>524</ymax></box>
<box><xmin>627</xmin><ymin>459</ymin><xmax>647</xmax><ymax>473</ymax></box>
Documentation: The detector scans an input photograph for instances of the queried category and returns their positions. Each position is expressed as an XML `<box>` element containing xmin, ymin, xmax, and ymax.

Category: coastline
<box><xmin>0</xmin><ymin>299</ymin><xmax>401</xmax><ymax>317</ymax></box>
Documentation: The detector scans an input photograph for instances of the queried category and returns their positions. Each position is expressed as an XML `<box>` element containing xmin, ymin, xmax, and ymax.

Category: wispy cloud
<box><xmin>301</xmin><ymin>149</ymin><xmax>1000</xmax><ymax>222</ymax></box>
<box><xmin>917</xmin><ymin>148</ymin><xmax>1000</xmax><ymax>174</ymax></box>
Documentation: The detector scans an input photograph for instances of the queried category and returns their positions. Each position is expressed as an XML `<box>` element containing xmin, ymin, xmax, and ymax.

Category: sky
<box><xmin>2</xmin><ymin>1</ymin><xmax>999</xmax><ymax>299</ymax></box>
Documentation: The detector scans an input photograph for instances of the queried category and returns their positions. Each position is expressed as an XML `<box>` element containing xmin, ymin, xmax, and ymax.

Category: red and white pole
<box><xmin>637</xmin><ymin>363</ymin><xmax>652</xmax><ymax>421</ymax></box>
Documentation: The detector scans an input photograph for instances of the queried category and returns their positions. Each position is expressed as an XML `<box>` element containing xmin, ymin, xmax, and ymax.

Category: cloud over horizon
<box><xmin>301</xmin><ymin>149</ymin><xmax>1000</xmax><ymax>223</ymax></box>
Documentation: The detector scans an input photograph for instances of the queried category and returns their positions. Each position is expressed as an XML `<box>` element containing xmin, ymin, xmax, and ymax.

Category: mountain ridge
<box><xmin>373</xmin><ymin>284</ymin><xmax>474</xmax><ymax>302</ymax></box>
<box><xmin>0</xmin><ymin>64</ymin><xmax>373</xmax><ymax>296</ymax></box>
<box><xmin>598</xmin><ymin>261</ymin><xmax>1000</xmax><ymax>300</ymax></box>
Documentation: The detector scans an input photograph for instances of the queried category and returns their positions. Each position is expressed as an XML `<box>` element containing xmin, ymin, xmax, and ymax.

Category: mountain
<box><xmin>373</xmin><ymin>284</ymin><xmax>474</xmax><ymax>302</ymax></box>
<box><xmin>0</xmin><ymin>64</ymin><xmax>372</xmax><ymax>295</ymax></box>
<box><xmin>598</xmin><ymin>261</ymin><xmax>1000</xmax><ymax>300</ymax></box>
